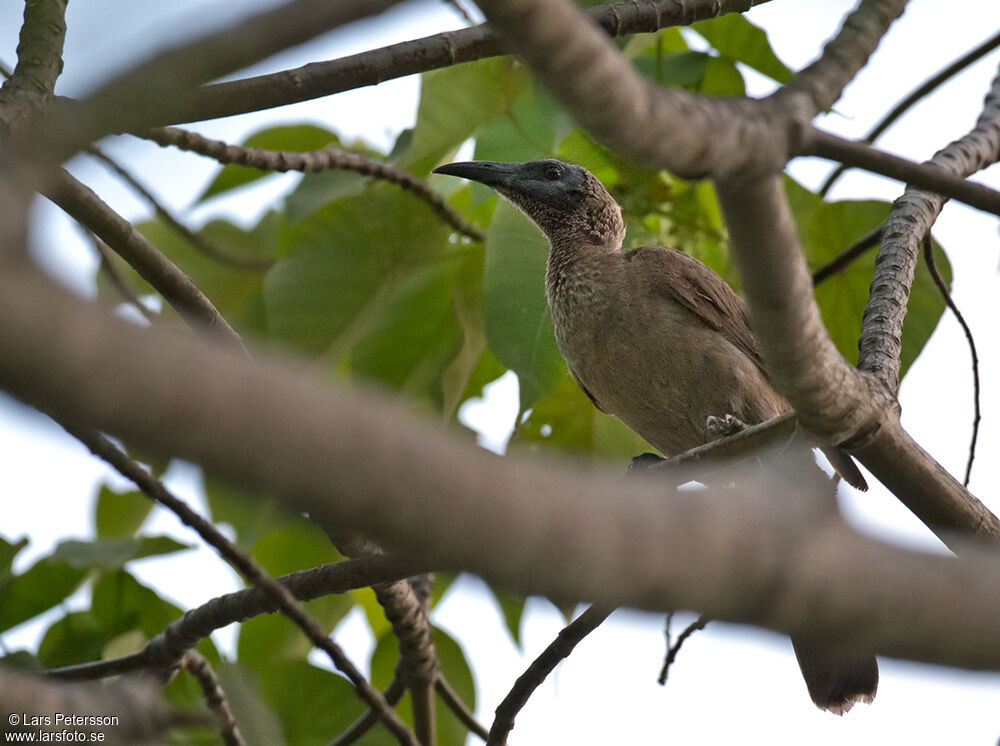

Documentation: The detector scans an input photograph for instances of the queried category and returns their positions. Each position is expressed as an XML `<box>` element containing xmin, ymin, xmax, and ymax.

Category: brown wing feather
<box><xmin>624</xmin><ymin>245</ymin><xmax>764</xmax><ymax>372</ymax></box>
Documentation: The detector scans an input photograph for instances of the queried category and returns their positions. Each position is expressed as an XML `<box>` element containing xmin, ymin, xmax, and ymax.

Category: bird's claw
<box><xmin>706</xmin><ymin>414</ymin><xmax>746</xmax><ymax>439</ymax></box>
<box><xmin>629</xmin><ymin>452</ymin><xmax>664</xmax><ymax>472</ymax></box>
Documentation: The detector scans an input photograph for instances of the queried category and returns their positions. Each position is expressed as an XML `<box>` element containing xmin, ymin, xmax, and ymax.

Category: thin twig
<box><xmin>812</xmin><ymin>223</ymin><xmax>883</xmax><ymax>285</ymax></box>
<box><xmin>804</xmin><ymin>128</ymin><xmax>1000</xmax><ymax>217</ymax></box>
<box><xmin>60</xmin><ymin>425</ymin><xmax>418</xmax><ymax>746</ymax></box>
<box><xmin>44</xmin><ymin>554</ymin><xmax>424</xmax><ymax>681</ymax></box>
<box><xmin>487</xmin><ymin>605</ymin><xmax>612</xmax><ymax>746</ymax></box>
<box><xmin>89</xmin><ymin>233</ymin><xmax>157</xmax><ymax>322</ymax></box>
<box><xmin>182</xmin><ymin>651</ymin><xmax>246</xmax><ymax>746</ymax></box>
<box><xmin>442</xmin><ymin>0</ymin><xmax>477</xmax><ymax>25</ymax></box>
<box><xmin>436</xmin><ymin>674</ymin><xmax>489</xmax><ymax>742</ymax></box>
<box><xmin>923</xmin><ymin>235</ymin><xmax>980</xmax><ymax>486</ymax></box>
<box><xmin>820</xmin><ymin>30</ymin><xmax>1000</xmax><ymax>197</ymax></box>
<box><xmin>328</xmin><ymin>672</ymin><xmax>408</xmax><ymax>746</ymax></box>
<box><xmin>86</xmin><ymin>145</ymin><xmax>273</xmax><ymax>270</ymax></box>
<box><xmin>43</xmin><ymin>168</ymin><xmax>245</xmax><ymax>349</ymax></box>
<box><xmin>142</xmin><ymin>126</ymin><xmax>484</xmax><ymax>242</ymax></box>
<box><xmin>657</xmin><ymin>615</ymin><xmax>710</xmax><ymax>685</ymax></box>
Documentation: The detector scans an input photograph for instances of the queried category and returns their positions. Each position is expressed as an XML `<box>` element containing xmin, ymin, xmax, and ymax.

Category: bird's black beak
<box><xmin>432</xmin><ymin>161</ymin><xmax>520</xmax><ymax>188</ymax></box>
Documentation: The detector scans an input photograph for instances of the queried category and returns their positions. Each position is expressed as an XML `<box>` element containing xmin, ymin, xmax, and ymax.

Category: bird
<box><xmin>434</xmin><ymin>158</ymin><xmax>877</xmax><ymax>714</ymax></box>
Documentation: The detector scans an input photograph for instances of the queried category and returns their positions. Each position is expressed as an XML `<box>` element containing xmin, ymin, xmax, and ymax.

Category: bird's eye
<box><xmin>543</xmin><ymin>165</ymin><xmax>562</xmax><ymax>181</ymax></box>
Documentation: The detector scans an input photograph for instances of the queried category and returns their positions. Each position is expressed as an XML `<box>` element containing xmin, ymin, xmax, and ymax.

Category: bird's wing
<box><xmin>625</xmin><ymin>245</ymin><xmax>764</xmax><ymax>371</ymax></box>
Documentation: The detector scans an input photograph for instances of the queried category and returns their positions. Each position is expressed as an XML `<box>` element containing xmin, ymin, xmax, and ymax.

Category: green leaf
<box><xmin>698</xmin><ymin>56</ymin><xmax>746</xmax><ymax>96</ymax></box>
<box><xmin>692</xmin><ymin>14</ymin><xmax>792</xmax><ymax>83</ymax></box>
<box><xmin>785</xmin><ymin>181</ymin><xmax>951</xmax><ymax>380</ymax></box>
<box><xmin>472</xmin><ymin>82</ymin><xmax>564</xmax><ymax>164</ymax></box>
<box><xmin>49</xmin><ymin>536</ymin><xmax>191</xmax><ymax>570</ymax></box>
<box><xmin>216</xmin><ymin>663</ymin><xmax>288</xmax><ymax>746</ymax></box>
<box><xmin>285</xmin><ymin>170</ymin><xmax>368</xmax><ymax>224</ymax></box>
<box><xmin>369</xmin><ymin>626</ymin><xmax>476</xmax><ymax>746</ymax></box>
<box><xmin>512</xmin><ymin>373</ymin><xmax>653</xmax><ymax>459</ymax></box>
<box><xmin>634</xmin><ymin>50</ymin><xmax>709</xmax><ymax>88</ymax></box>
<box><xmin>100</xmin><ymin>211</ymin><xmax>283</xmax><ymax>336</ymax></box>
<box><xmin>0</xmin><ymin>535</ymin><xmax>29</xmax><ymax>578</ymax></box>
<box><xmin>36</xmin><ymin>611</ymin><xmax>106</xmax><ymax>668</ymax></box>
<box><xmin>492</xmin><ymin>587</ymin><xmax>526</xmax><ymax>646</ymax></box>
<box><xmin>0</xmin><ymin>553</ymin><xmax>88</xmax><ymax>633</ymax></box>
<box><xmin>351</xmin><ymin>258</ymin><xmax>464</xmax><ymax>404</ymax></box>
<box><xmin>237</xmin><ymin>522</ymin><xmax>352</xmax><ymax>669</ymax></box>
<box><xmin>401</xmin><ymin>58</ymin><xmax>526</xmax><ymax>175</ymax></box>
<box><xmin>482</xmin><ymin>200</ymin><xmax>565</xmax><ymax>411</ymax></box>
<box><xmin>441</xmin><ymin>250</ymin><xmax>490</xmax><ymax>420</ymax></box>
<box><xmin>90</xmin><ymin>571</ymin><xmax>186</xmax><ymax>640</ymax></box>
<box><xmin>204</xmin><ymin>477</ymin><xmax>299</xmax><ymax>550</ymax></box>
<box><xmin>198</xmin><ymin>124</ymin><xmax>340</xmax><ymax>202</ymax></box>
<box><xmin>264</xmin><ymin>184</ymin><xmax>451</xmax><ymax>354</ymax></box>
<box><xmin>94</xmin><ymin>486</ymin><xmax>154</xmax><ymax>538</ymax></box>
<box><xmin>255</xmin><ymin>660</ymin><xmax>374</xmax><ymax>746</ymax></box>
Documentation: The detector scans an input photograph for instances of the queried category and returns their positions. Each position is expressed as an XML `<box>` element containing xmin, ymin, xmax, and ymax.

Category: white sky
<box><xmin>2</xmin><ymin>1</ymin><xmax>1000</xmax><ymax>744</ymax></box>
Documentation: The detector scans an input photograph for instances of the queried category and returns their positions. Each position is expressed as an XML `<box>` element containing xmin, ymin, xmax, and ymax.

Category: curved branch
<box><xmin>61</xmin><ymin>426</ymin><xmax>417</xmax><ymax>746</ymax></box>
<box><xmin>7</xmin><ymin>265</ymin><xmax>1000</xmax><ymax>671</ymax></box>
<box><xmin>802</xmin><ymin>128</ymin><xmax>1000</xmax><ymax>216</ymax></box>
<box><xmin>43</xmin><ymin>169</ymin><xmax>245</xmax><ymax>349</ymax></box>
<box><xmin>328</xmin><ymin>673</ymin><xmax>408</xmax><ymax>746</ymax></box>
<box><xmin>143</xmin><ymin>126</ymin><xmax>483</xmax><ymax>241</ymax></box>
<box><xmin>167</xmin><ymin>0</ymin><xmax>772</xmax><ymax>126</ymax></box>
<box><xmin>87</xmin><ymin>145</ymin><xmax>274</xmax><ymax>270</ymax></box>
<box><xmin>46</xmin><ymin>554</ymin><xmax>427</xmax><ymax>681</ymax></box>
<box><xmin>923</xmin><ymin>235</ymin><xmax>980</xmax><ymax>487</ymax></box>
<box><xmin>182</xmin><ymin>651</ymin><xmax>246</xmax><ymax>746</ymax></box>
<box><xmin>0</xmin><ymin>0</ymin><xmax>67</xmax><ymax>133</ymax></box>
<box><xmin>487</xmin><ymin>605</ymin><xmax>612</xmax><ymax>746</ymax></box>
<box><xmin>858</xmin><ymin>62</ymin><xmax>1000</xmax><ymax>389</ymax></box>
<box><xmin>820</xmin><ymin>29</ymin><xmax>1000</xmax><ymax>196</ymax></box>
<box><xmin>436</xmin><ymin>675</ymin><xmax>489</xmax><ymax>742</ymax></box>
<box><xmin>657</xmin><ymin>614</ymin><xmax>710</xmax><ymax>685</ymax></box>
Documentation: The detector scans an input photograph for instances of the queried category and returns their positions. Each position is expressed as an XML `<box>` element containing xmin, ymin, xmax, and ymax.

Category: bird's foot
<box><xmin>706</xmin><ymin>414</ymin><xmax>746</xmax><ymax>440</ymax></box>
<box><xmin>628</xmin><ymin>453</ymin><xmax>664</xmax><ymax>473</ymax></box>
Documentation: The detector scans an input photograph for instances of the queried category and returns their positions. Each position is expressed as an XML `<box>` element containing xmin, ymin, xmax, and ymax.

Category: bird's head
<box><xmin>433</xmin><ymin>159</ymin><xmax>624</xmax><ymax>249</ymax></box>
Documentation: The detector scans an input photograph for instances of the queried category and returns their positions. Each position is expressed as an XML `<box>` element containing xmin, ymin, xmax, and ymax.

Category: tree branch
<box><xmin>486</xmin><ymin>605</ymin><xmax>612</xmax><ymax>746</ymax></box>
<box><xmin>923</xmin><ymin>235</ymin><xmax>980</xmax><ymax>487</ymax></box>
<box><xmin>52</xmin><ymin>426</ymin><xmax>418</xmax><ymax>746</ymax></box>
<box><xmin>802</xmin><ymin>127</ymin><xmax>1000</xmax><ymax>217</ymax></box>
<box><xmin>328</xmin><ymin>672</ymin><xmax>408</xmax><ymax>746</ymax></box>
<box><xmin>181</xmin><ymin>651</ymin><xmax>246</xmax><ymax>746</ymax></box>
<box><xmin>45</xmin><ymin>553</ymin><xmax>425</xmax><ymax>681</ymax></box>
<box><xmin>142</xmin><ymin>126</ymin><xmax>483</xmax><ymax>241</ymax></box>
<box><xmin>87</xmin><ymin>144</ymin><xmax>274</xmax><ymax>270</ymax></box>
<box><xmin>0</xmin><ymin>670</ymin><xmax>206</xmax><ymax>745</ymax></box>
<box><xmin>6</xmin><ymin>265</ymin><xmax>1000</xmax><ymax>671</ymax></box>
<box><xmin>811</xmin><ymin>223</ymin><xmax>882</xmax><ymax>285</ymax></box>
<box><xmin>0</xmin><ymin>0</ymin><xmax>67</xmax><ymax>133</ymax></box>
<box><xmin>43</xmin><ymin>168</ymin><xmax>244</xmax><ymax>348</ymax></box>
<box><xmin>858</xmin><ymin>62</ymin><xmax>1000</xmax><ymax>389</ymax></box>
<box><xmin>165</xmin><ymin>0</ymin><xmax>772</xmax><ymax>126</ymax></box>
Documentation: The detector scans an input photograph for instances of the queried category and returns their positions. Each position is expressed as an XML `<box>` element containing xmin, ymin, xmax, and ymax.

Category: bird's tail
<box><xmin>820</xmin><ymin>447</ymin><xmax>869</xmax><ymax>491</ymax></box>
<box><xmin>792</xmin><ymin>638</ymin><xmax>878</xmax><ymax>715</ymax></box>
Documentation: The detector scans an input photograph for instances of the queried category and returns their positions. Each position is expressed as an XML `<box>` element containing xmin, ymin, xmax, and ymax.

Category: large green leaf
<box><xmin>0</xmin><ymin>554</ymin><xmax>87</xmax><ymax>633</ymax></box>
<box><xmin>0</xmin><ymin>535</ymin><xmax>28</xmax><ymax>579</ymax></box>
<box><xmin>482</xmin><ymin>200</ymin><xmax>565</xmax><ymax>411</ymax></box>
<box><xmin>237</xmin><ymin>522</ymin><xmax>352</xmax><ymax>670</ymax></box>
<box><xmin>786</xmin><ymin>179</ymin><xmax>951</xmax><ymax>380</ymax></box>
<box><xmin>369</xmin><ymin>626</ymin><xmax>476</xmax><ymax>746</ymax></box>
<box><xmin>99</xmin><ymin>211</ymin><xmax>283</xmax><ymax>336</ymax></box>
<box><xmin>351</xmin><ymin>257</ymin><xmax>464</xmax><ymax>405</ymax></box>
<box><xmin>197</xmin><ymin>124</ymin><xmax>341</xmax><ymax>202</ymax></box>
<box><xmin>264</xmin><ymin>184</ymin><xmax>451</xmax><ymax>354</ymax></box>
<box><xmin>512</xmin><ymin>372</ymin><xmax>653</xmax><ymax>459</ymax></box>
<box><xmin>204</xmin><ymin>476</ymin><xmax>300</xmax><ymax>550</ymax></box>
<box><xmin>692</xmin><ymin>13</ymin><xmax>792</xmax><ymax>83</ymax></box>
<box><xmin>472</xmin><ymin>81</ymin><xmax>566</xmax><ymax>165</ymax></box>
<box><xmin>255</xmin><ymin>660</ymin><xmax>371</xmax><ymax>746</ymax></box>
<box><xmin>49</xmin><ymin>536</ymin><xmax>191</xmax><ymax>570</ymax></box>
<box><xmin>400</xmin><ymin>58</ymin><xmax>526</xmax><ymax>175</ymax></box>
<box><xmin>93</xmin><ymin>486</ymin><xmax>154</xmax><ymax>538</ymax></box>
<box><xmin>216</xmin><ymin>663</ymin><xmax>288</xmax><ymax>746</ymax></box>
